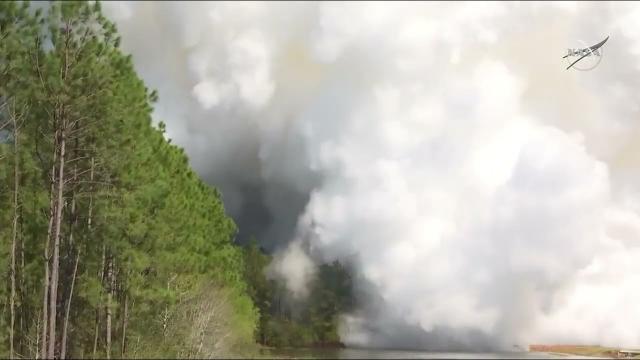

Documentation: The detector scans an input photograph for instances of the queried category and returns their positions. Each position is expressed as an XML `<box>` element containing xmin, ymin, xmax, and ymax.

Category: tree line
<box><xmin>0</xmin><ymin>2</ymin><xmax>256</xmax><ymax>358</ymax></box>
<box><xmin>243</xmin><ymin>240</ymin><xmax>355</xmax><ymax>349</ymax></box>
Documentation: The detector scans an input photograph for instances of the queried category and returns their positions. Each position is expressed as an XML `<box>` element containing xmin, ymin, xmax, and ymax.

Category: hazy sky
<box><xmin>104</xmin><ymin>1</ymin><xmax>640</xmax><ymax>350</ymax></box>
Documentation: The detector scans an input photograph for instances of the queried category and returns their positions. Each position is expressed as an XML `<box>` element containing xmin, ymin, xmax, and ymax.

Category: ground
<box><xmin>530</xmin><ymin>345</ymin><xmax>640</xmax><ymax>358</ymax></box>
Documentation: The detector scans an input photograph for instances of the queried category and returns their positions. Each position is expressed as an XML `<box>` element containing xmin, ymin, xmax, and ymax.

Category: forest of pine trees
<box><xmin>0</xmin><ymin>2</ymin><xmax>257</xmax><ymax>358</ymax></box>
<box><xmin>242</xmin><ymin>241</ymin><xmax>355</xmax><ymax>349</ymax></box>
<box><xmin>0</xmin><ymin>2</ymin><xmax>355</xmax><ymax>358</ymax></box>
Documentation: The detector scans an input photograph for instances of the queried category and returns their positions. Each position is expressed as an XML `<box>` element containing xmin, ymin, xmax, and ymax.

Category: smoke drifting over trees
<box><xmin>105</xmin><ymin>2</ymin><xmax>640</xmax><ymax>350</ymax></box>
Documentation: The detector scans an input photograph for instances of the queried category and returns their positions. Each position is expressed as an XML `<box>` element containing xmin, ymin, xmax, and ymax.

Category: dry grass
<box><xmin>530</xmin><ymin>344</ymin><xmax>624</xmax><ymax>358</ymax></box>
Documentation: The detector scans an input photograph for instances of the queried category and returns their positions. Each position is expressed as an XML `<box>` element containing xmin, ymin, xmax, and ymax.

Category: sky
<box><xmin>103</xmin><ymin>1</ymin><xmax>640</xmax><ymax>350</ymax></box>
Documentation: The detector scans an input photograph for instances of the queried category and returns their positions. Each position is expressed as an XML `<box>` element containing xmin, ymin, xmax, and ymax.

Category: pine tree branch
<box><xmin>72</xmin><ymin>26</ymin><xmax>91</xmax><ymax>64</ymax></box>
<box><xmin>64</xmin><ymin>167</ymin><xmax>95</xmax><ymax>184</ymax></box>
<box><xmin>32</xmin><ymin>36</ymin><xmax>53</xmax><ymax>99</ymax></box>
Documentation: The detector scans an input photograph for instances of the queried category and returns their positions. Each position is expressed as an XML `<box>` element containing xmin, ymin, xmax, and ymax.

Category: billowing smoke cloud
<box><xmin>104</xmin><ymin>1</ymin><xmax>640</xmax><ymax>350</ymax></box>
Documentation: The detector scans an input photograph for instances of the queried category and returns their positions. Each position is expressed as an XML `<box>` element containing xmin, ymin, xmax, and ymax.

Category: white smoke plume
<box><xmin>104</xmin><ymin>1</ymin><xmax>640</xmax><ymax>350</ymax></box>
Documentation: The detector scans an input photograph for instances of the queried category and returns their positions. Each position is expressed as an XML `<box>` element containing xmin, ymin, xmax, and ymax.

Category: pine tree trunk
<box><xmin>60</xmin><ymin>159</ymin><xmax>79</xmax><ymax>359</ymax></box>
<box><xmin>87</xmin><ymin>157</ymin><xmax>103</xmax><ymax>359</ymax></box>
<box><xmin>48</xmin><ymin>127</ymin><xmax>66</xmax><ymax>359</ymax></box>
<box><xmin>121</xmin><ymin>293</ymin><xmax>128</xmax><ymax>358</ymax></box>
<box><xmin>19</xmin><ymin>202</ymin><xmax>26</xmax><ymax>358</ymax></box>
<box><xmin>41</xmin><ymin>216</ymin><xmax>51</xmax><ymax>360</ymax></box>
<box><xmin>105</xmin><ymin>256</ymin><xmax>113</xmax><ymax>360</ymax></box>
<box><xmin>10</xmin><ymin>107</ymin><xmax>19</xmax><ymax>359</ymax></box>
<box><xmin>92</xmin><ymin>313</ymin><xmax>100</xmax><ymax>358</ymax></box>
<box><xmin>60</xmin><ymin>248</ymin><xmax>80</xmax><ymax>359</ymax></box>
<box><xmin>35</xmin><ymin>313</ymin><xmax>40</xmax><ymax>359</ymax></box>
<box><xmin>92</xmin><ymin>244</ymin><xmax>105</xmax><ymax>359</ymax></box>
<box><xmin>41</xmin><ymin>152</ymin><xmax>57</xmax><ymax>360</ymax></box>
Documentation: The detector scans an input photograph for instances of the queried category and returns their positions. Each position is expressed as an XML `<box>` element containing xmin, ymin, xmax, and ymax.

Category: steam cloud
<box><xmin>104</xmin><ymin>1</ymin><xmax>640</xmax><ymax>350</ymax></box>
